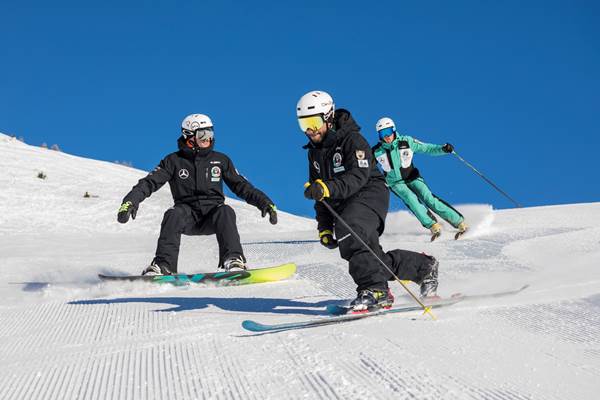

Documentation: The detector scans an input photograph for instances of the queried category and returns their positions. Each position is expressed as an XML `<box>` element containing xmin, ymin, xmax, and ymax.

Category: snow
<box><xmin>1</xmin><ymin>132</ymin><xmax>599</xmax><ymax>399</ymax></box>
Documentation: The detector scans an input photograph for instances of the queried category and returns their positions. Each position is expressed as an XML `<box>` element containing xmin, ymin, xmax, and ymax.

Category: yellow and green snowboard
<box><xmin>98</xmin><ymin>263</ymin><xmax>296</xmax><ymax>286</ymax></box>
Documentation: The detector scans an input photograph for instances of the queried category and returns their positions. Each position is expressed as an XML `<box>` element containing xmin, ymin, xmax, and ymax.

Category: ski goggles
<box><xmin>297</xmin><ymin>114</ymin><xmax>325</xmax><ymax>132</ymax></box>
<box><xmin>377</xmin><ymin>127</ymin><xmax>395</xmax><ymax>140</ymax></box>
<box><xmin>182</xmin><ymin>127</ymin><xmax>214</xmax><ymax>142</ymax></box>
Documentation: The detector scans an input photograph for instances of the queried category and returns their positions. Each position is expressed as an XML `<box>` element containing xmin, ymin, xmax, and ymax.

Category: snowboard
<box><xmin>98</xmin><ymin>262</ymin><xmax>297</xmax><ymax>286</ymax></box>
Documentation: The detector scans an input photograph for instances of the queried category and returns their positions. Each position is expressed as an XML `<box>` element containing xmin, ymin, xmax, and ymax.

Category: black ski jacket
<box><xmin>123</xmin><ymin>137</ymin><xmax>273</xmax><ymax>215</ymax></box>
<box><xmin>303</xmin><ymin>109</ymin><xmax>389</xmax><ymax>233</ymax></box>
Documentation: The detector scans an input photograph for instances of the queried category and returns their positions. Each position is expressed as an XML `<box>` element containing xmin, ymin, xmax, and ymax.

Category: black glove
<box><xmin>261</xmin><ymin>204</ymin><xmax>278</xmax><ymax>225</ymax></box>
<box><xmin>442</xmin><ymin>143</ymin><xmax>454</xmax><ymax>153</ymax></box>
<box><xmin>304</xmin><ymin>180</ymin><xmax>329</xmax><ymax>201</ymax></box>
<box><xmin>319</xmin><ymin>230</ymin><xmax>338</xmax><ymax>249</ymax></box>
<box><xmin>117</xmin><ymin>201</ymin><xmax>138</xmax><ymax>224</ymax></box>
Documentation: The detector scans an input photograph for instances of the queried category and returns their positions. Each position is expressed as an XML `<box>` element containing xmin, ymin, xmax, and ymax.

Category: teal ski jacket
<box><xmin>372</xmin><ymin>135</ymin><xmax>446</xmax><ymax>185</ymax></box>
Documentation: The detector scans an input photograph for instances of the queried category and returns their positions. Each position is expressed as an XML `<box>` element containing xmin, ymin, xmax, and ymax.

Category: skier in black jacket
<box><xmin>297</xmin><ymin>90</ymin><xmax>439</xmax><ymax>311</ymax></box>
<box><xmin>117</xmin><ymin>114</ymin><xmax>278</xmax><ymax>275</ymax></box>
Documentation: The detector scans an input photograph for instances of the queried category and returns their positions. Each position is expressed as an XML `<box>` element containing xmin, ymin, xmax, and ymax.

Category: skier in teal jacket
<box><xmin>372</xmin><ymin>117</ymin><xmax>467</xmax><ymax>241</ymax></box>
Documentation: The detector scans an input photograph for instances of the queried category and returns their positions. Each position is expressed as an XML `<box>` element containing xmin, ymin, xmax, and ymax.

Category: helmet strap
<box><xmin>323</xmin><ymin>108</ymin><xmax>334</xmax><ymax>124</ymax></box>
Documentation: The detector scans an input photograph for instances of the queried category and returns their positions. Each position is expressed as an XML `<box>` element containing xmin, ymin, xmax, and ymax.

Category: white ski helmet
<box><xmin>376</xmin><ymin>117</ymin><xmax>396</xmax><ymax>139</ymax></box>
<box><xmin>181</xmin><ymin>114</ymin><xmax>214</xmax><ymax>140</ymax></box>
<box><xmin>375</xmin><ymin>117</ymin><xmax>395</xmax><ymax>132</ymax></box>
<box><xmin>296</xmin><ymin>90</ymin><xmax>335</xmax><ymax>120</ymax></box>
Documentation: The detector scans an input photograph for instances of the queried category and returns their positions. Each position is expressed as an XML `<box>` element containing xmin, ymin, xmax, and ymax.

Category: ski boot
<box><xmin>350</xmin><ymin>288</ymin><xmax>394</xmax><ymax>313</ymax></box>
<box><xmin>141</xmin><ymin>260</ymin><xmax>172</xmax><ymax>276</ymax></box>
<box><xmin>429</xmin><ymin>223</ymin><xmax>442</xmax><ymax>242</ymax></box>
<box><xmin>219</xmin><ymin>256</ymin><xmax>247</xmax><ymax>272</ymax></box>
<box><xmin>454</xmin><ymin>222</ymin><xmax>468</xmax><ymax>240</ymax></box>
<box><xmin>419</xmin><ymin>257</ymin><xmax>439</xmax><ymax>298</ymax></box>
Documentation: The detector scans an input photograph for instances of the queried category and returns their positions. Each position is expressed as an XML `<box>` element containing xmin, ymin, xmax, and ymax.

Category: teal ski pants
<box><xmin>389</xmin><ymin>178</ymin><xmax>463</xmax><ymax>229</ymax></box>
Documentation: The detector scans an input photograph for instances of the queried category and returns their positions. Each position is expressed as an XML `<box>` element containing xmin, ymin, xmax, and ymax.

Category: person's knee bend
<box><xmin>337</xmin><ymin>238</ymin><xmax>355</xmax><ymax>261</ymax></box>
<box><xmin>164</xmin><ymin>206</ymin><xmax>188</xmax><ymax>221</ymax></box>
<box><xmin>214</xmin><ymin>204</ymin><xmax>236</xmax><ymax>219</ymax></box>
<box><xmin>393</xmin><ymin>186</ymin><xmax>412</xmax><ymax>197</ymax></box>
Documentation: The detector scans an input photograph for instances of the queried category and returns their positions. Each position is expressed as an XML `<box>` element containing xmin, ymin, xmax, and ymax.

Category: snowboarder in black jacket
<box><xmin>117</xmin><ymin>114</ymin><xmax>278</xmax><ymax>275</ymax></box>
<box><xmin>297</xmin><ymin>91</ymin><xmax>439</xmax><ymax>311</ymax></box>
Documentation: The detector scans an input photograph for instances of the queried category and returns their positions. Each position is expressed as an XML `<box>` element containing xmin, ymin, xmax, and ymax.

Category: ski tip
<box><xmin>241</xmin><ymin>320</ymin><xmax>267</xmax><ymax>332</ymax></box>
<box><xmin>98</xmin><ymin>273</ymin><xmax>129</xmax><ymax>280</ymax></box>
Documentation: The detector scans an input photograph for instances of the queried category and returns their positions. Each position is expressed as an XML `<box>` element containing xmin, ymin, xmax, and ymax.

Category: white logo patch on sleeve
<box><xmin>149</xmin><ymin>166</ymin><xmax>161</xmax><ymax>176</ymax></box>
<box><xmin>358</xmin><ymin>159</ymin><xmax>369</xmax><ymax>168</ymax></box>
<box><xmin>313</xmin><ymin>161</ymin><xmax>321</xmax><ymax>173</ymax></box>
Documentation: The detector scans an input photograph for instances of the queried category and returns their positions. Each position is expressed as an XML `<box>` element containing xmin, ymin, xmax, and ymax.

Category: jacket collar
<box><xmin>177</xmin><ymin>136</ymin><xmax>215</xmax><ymax>159</ymax></box>
<box><xmin>380</xmin><ymin>135</ymin><xmax>399</xmax><ymax>150</ymax></box>
<box><xmin>302</xmin><ymin>108</ymin><xmax>360</xmax><ymax>150</ymax></box>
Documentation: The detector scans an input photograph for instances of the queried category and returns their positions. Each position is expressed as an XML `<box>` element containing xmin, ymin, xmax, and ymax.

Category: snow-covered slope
<box><xmin>1</xmin><ymin>133</ymin><xmax>599</xmax><ymax>399</ymax></box>
<box><xmin>0</xmin><ymin>133</ymin><xmax>313</xmax><ymax>236</ymax></box>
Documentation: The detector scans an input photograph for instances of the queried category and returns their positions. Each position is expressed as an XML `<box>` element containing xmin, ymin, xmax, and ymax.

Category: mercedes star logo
<box><xmin>178</xmin><ymin>169</ymin><xmax>189</xmax><ymax>179</ymax></box>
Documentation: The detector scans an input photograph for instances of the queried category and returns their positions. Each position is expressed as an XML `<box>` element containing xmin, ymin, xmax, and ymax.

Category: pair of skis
<box><xmin>242</xmin><ymin>285</ymin><xmax>529</xmax><ymax>333</ymax></box>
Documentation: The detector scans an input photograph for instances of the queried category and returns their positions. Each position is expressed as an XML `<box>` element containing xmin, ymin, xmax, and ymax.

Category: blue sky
<box><xmin>2</xmin><ymin>1</ymin><xmax>599</xmax><ymax>218</ymax></box>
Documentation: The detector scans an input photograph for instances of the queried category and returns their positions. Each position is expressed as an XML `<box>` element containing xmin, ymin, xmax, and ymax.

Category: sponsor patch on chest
<box><xmin>333</xmin><ymin>152</ymin><xmax>345</xmax><ymax>173</ymax></box>
<box><xmin>210</xmin><ymin>166</ymin><xmax>221</xmax><ymax>182</ymax></box>
<box><xmin>178</xmin><ymin>168</ymin><xmax>190</xmax><ymax>179</ymax></box>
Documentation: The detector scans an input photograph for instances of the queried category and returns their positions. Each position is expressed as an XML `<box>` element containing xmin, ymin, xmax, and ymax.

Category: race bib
<box><xmin>376</xmin><ymin>153</ymin><xmax>391</xmax><ymax>172</ymax></box>
<box><xmin>400</xmin><ymin>148</ymin><xmax>413</xmax><ymax>168</ymax></box>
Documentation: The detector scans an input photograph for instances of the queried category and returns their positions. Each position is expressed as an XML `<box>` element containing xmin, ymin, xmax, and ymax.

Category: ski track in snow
<box><xmin>1</xmin><ymin>133</ymin><xmax>599</xmax><ymax>399</ymax></box>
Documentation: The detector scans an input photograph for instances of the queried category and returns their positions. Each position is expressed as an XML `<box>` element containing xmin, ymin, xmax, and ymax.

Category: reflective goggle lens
<box><xmin>378</xmin><ymin>127</ymin><xmax>395</xmax><ymax>139</ymax></box>
<box><xmin>298</xmin><ymin>115</ymin><xmax>325</xmax><ymax>132</ymax></box>
<box><xmin>195</xmin><ymin>128</ymin><xmax>214</xmax><ymax>142</ymax></box>
<box><xmin>182</xmin><ymin>128</ymin><xmax>214</xmax><ymax>141</ymax></box>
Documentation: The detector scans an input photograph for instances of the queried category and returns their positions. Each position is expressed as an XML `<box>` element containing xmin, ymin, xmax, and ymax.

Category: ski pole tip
<box><xmin>423</xmin><ymin>306</ymin><xmax>437</xmax><ymax>320</ymax></box>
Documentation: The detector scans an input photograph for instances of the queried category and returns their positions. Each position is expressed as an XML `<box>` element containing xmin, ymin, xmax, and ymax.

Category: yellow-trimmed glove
<box><xmin>319</xmin><ymin>229</ymin><xmax>338</xmax><ymax>249</ymax></box>
<box><xmin>260</xmin><ymin>204</ymin><xmax>278</xmax><ymax>225</ymax></box>
<box><xmin>303</xmin><ymin>179</ymin><xmax>330</xmax><ymax>201</ymax></box>
<box><xmin>117</xmin><ymin>201</ymin><xmax>138</xmax><ymax>224</ymax></box>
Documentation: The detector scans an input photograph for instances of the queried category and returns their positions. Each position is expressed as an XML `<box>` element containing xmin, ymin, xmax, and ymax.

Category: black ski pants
<box><xmin>154</xmin><ymin>203</ymin><xmax>244</xmax><ymax>273</ymax></box>
<box><xmin>335</xmin><ymin>200</ymin><xmax>436</xmax><ymax>292</ymax></box>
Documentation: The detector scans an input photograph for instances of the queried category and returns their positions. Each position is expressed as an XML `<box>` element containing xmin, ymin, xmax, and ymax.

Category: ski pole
<box><xmin>320</xmin><ymin>200</ymin><xmax>436</xmax><ymax>320</ymax></box>
<box><xmin>452</xmin><ymin>151</ymin><xmax>523</xmax><ymax>208</ymax></box>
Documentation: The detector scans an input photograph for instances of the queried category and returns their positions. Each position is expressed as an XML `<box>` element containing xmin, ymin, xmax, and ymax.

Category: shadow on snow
<box><xmin>69</xmin><ymin>296</ymin><xmax>340</xmax><ymax>315</ymax></box>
